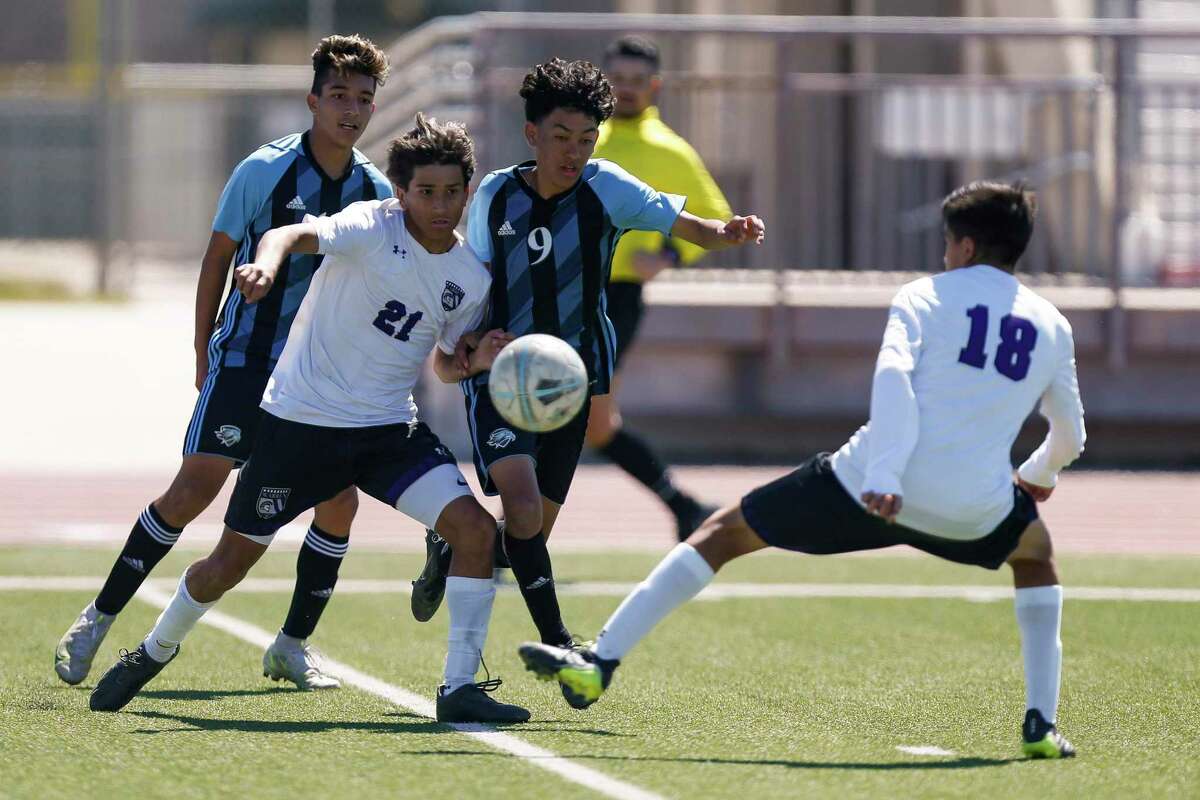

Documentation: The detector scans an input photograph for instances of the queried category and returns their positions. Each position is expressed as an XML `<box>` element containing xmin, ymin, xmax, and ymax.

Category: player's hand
<box><xmin>235</xmin><ymin>263</ymin><xmax>275</xmax><ymax>303</ymax></box>
<box><xmin>468</xmin><ymin>329</ymin><xmax>515</xmax><ymax>373</ymax></box>
<box><xmin>454</xmin><ymin>331</ymin><xmax>483</xmax><ymax>373</ymax></box>
<box><xmin>632</xmin><ymin>251</ymin><xmax>673</xmax><ymax>282</ymax></box>
<box><xmin>861</xmin><ymin>491</ymin><xmax>903</xmax><ymax>524</ymax></box>
<box><xmin>1017</xmin><ymin>477</ymin><xmax>1055</xmax><ymax>502</ymax></box>
<box><xmin>194</xmin><ymin>349</ymin><xmax>209</xmax><ymax>392</ymax></box>
<box><xmin>721</xmin><ymin>215</ymin><xmax>765</xmax><ymax>246</ymax></box>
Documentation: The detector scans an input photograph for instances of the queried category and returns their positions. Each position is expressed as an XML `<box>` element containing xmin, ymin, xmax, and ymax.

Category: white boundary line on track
<box><xmin>4</xmin><ymin>576</ymin><xmax>1199</xmax><ymax>603</ymax></box>
<box><xmin>132</xmin><ymin>584</ymin><xmax>664</xmax><ymax>800</ymax></box>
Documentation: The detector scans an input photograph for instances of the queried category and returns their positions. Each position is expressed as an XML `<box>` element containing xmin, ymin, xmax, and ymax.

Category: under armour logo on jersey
<box><xmin>285</xmin><ymin>195</ymin><xmax>307</xmax><ymax>211</ymax></box>
<box><xmin>214</xmin><ymin>425</ymin><xmax>241</xmax><ymax>447</ymax></box>
<box><xmin>441</xmin><ymin>280</ymin><xmax>465</xmax><ymax>311</ymax></box>
<box><xmin>496</xmin><ymin>220</ymin><xmax>517</xmax><ymax>236</ymax></box>
<box><xmin>256</xmin><ymin>487</ymin><xmax>291</xmax><ymax>519</ymax></box>
<box><xmin>486</xmin><ymin>428</ymin><xmax>516</xmax><ymax>449</ymax></box>
<box><xmin>393</xmin><ymin>245</ymin><xmax>407</xmax><ymax>258</ymax></box>
<box><xmin>121</xmin><ymin>556</ymin><xmax>146</xmax><ymax>574</ymax></box>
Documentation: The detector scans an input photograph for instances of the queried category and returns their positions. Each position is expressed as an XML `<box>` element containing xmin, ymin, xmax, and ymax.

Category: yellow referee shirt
<box><xmin>594</xmin><ymin>106</ymin><xmax>732</xmax><ymax>284</ymax></box>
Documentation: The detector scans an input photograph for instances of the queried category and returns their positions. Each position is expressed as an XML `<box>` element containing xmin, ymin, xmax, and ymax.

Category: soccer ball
<box><xmin>488</xmin><ymin>334</ymin><xmax>589</xmax><ymax>433</ymax></box>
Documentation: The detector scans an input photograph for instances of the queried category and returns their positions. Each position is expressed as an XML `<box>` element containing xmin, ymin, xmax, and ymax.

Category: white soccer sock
<box><xmin>1014</xmin><ymin>584</ymin><xmax>1064</xmax><ymax>723</ymax></box>
<box><xmin>594</xmin><ymin>543</ymin><xmax>715</xmax><ymax>662</ymax></box>
<box><xmin>443</xmin><ymin>576</ymin><xmax>496</xmax><ymax>692</ymax></box>
<box><xmin>143</xmin><ymin>574</ymin><xmax>216</xmax><ymax>663</ymax></box>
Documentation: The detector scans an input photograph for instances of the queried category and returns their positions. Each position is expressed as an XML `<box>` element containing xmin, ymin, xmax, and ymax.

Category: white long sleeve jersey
<box><xmin>830</xmin><ymin>265</ymin><xmax>1086</xmax><ymax>540</ymax></box>
<box><xmin>262</xmin><ymin>199</ymin><xmax>490</xmax><ymax>428</ymax></box>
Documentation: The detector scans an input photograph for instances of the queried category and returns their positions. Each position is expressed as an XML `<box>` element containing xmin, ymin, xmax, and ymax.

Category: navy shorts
<box><xmin>225</xmin><ymin>413</ymin><xmax>469</xmax><ymax>541</ymax></box>
<box><xmin>740</xmin><ymin>453</ymin><xmax>1039</xmax><ymax>570</ymax></box>
<box><xmin>606</xmin><ymin>282</ymin><xmax>645</xmax><ymax>370</ymax></box>
<box><xmin>462</xmin><ymin>380</ymin><xmax>591</xmax><ymax>506</ymax></box>
<box><xmin>183</xmin><ymin>367</ymin><xmax>271</xmax><ymax>465</ymax></box>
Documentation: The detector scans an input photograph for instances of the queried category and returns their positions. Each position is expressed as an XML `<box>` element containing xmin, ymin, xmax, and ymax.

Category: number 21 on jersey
<box><xmin>957</xmin><ymin>304</ymin><xmax>1037</xmax><ymax>381</ymax></box>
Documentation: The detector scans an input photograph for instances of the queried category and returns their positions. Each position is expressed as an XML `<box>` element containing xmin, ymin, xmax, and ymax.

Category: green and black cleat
<box><xmin>1021</xmin><ymin>709</ymin><xmax>1076</xmax><ymax>759</ymax></box>
<box><xmin>518</xmin><ymin>642</ymin><xmax>618</xmax><ymax>710</ymax></box>
<box><xmin>411</xmin><ymin>529</ymin><xmax>453</xmax><ymax>622</ymax></box>
<box><xmin>89</xmin><ymin>643</ymin><xmax>178</xmax><ymax>712</ymax></box>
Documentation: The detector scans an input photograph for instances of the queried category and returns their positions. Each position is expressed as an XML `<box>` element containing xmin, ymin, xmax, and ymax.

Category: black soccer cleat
<box><xmin>436</xmin><ymin>682</ymin><xmax>530</xmax><ymax>724</ymax></box>
<box><xmin>89</xmin><ymin>643</ymin><xmax>177</xmax><ymax>712</ymax></box>
<box><xmin>519</xmin><ymin>642</ymin><xmax>619</xmax><ymax>710</ymax></box>
<box><xmin>411</xmin><ymin>529</ymin><xmax>453</xmax><ymax>622</ymax></box>
<box><xmin>1021</xmin><ymin>709</ymin><xmax>1077</xmax><ymax>759</ymax></box>
<box><xmin>674</xmin><ymin>499</ymin><xmax>719</xmax><ymax>541</ymax></box>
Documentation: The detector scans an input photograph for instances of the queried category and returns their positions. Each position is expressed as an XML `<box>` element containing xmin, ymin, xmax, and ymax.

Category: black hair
<box><xmin>941</xmin><ymin>180</ymin><xmax>1038</xmax><ymax>268</ymax></box>
<box><xmin>385</xmin><ymin>112</ymin><xmax>476</xmax><ymax>189</ymax></box>
<box><xmin>519</xmin><ymin>58</ymin><xmax>614</xmax><ymax>125</ymax></box>
<box><xmin>603</xmin><ymin>34</ymin><xmax>661</xmax><ymax>71</ymax></box>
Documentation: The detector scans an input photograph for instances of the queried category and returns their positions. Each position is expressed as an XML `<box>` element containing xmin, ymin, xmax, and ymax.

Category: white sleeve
<box><xmin>1017</xmin><ymin>321</ymin><xmax>1086</xmax><ymax>487</ymax></box>
<box><xmin>436</xmin><ymin>277</ymin><xmax>490</xmax><ymax>356</ymax></box>
<box><xmin>861</xmin><ymin>291</ymin><xmax>923</xmax><ymax>497</ymax></box>
<box><xmin>313</xmin><ymin>201</ymin><xmax>382</xmax><ymax>261</ymax></box>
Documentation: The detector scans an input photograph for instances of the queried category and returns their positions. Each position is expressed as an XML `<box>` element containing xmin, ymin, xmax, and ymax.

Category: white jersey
<box><xmin>263</xmin><ymin>199</ymin><xmax>490</xmax><ymax>428</ymax></box>
<box><xmin>831</xmin><ymin>265</ymin><xmax>1085</xmax><ymax>539</ymax></box>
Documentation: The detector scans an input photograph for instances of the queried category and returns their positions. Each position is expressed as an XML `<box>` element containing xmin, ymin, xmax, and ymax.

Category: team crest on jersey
<box><xmin>256</xmin><ymin>487</ymin><xmax>291</xmax><ymax>520</ymax></box>
<box><xmin>214</xmin><ymin>425</ymin><xmax>242</xmax><ymax>447</ymax></box>
<box><xmin>486</xmin><ymin>428</ymin><xmax>516</xmax><ymax>449</ymax></box>
<box><xmin>441</xmin><ymin>281</ymin><xmax>465</xmax><ymax>312</ymax></box>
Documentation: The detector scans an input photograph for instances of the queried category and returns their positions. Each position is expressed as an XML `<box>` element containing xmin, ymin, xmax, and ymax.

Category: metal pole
<box><xmin>308</xmin><ymin>0</ymin><xmax>335</xmax><ymax>41</ymax></box>
<box><xmin>93</xmin><ymin>0</ymin><xmax>113</xmax><ymax>295</ymax></box>
<box><xmin>1107</xmin><ymin>32</ymin><xmax>1132</xmax><ymax>370</ymax></box>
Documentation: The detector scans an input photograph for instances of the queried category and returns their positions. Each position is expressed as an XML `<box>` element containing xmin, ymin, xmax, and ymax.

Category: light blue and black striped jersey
<box><xmin>208</xmin><ymin>131</ymin><xmax>393</xmax><ymax>371</ymax></box>
<box><xmin>465</xmin><ymin>158</ymin><xmax>684</xmax><ymax>395</ymax></box>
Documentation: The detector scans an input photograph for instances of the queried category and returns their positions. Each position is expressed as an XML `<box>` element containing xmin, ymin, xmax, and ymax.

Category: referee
<box><xmin>588</xmin><ymin>35</ymin><xmax>734</xmax><ymax>540</ymax></box>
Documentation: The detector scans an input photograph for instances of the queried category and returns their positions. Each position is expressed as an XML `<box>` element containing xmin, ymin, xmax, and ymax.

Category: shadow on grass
<box><xmin>403</xmin><ymin>749</ymin><xmax>1021</xmax><ymax>770</ymax></box>
<box><xmin>128</xmin><ymin>709</ymin><xmax>448</xmax><ymax>735</ymax></box>
<box><xmin>137</xmin><ymin>688</ymin><xmax>296</xmax><ymax>701</ymax></box>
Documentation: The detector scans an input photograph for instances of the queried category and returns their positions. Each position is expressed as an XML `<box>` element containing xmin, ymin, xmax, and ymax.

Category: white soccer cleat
<box><xmin>262</xmin><ymin>640</ymin><xmax>341</xmax><ymax>691</ymax></box>
<box><xmin>55</xmin><ymin>604</ymin><xmax>116</xmax><ymax>685</ymax></box>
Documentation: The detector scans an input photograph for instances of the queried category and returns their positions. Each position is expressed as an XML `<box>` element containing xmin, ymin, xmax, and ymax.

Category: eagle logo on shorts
<box><xmin>256</xmin><ymin>487</ymin><xmax>291</xmax><ymax>520</ymax></box>
<box><xmin>441</xmin><ymin>280</ymin><xmax>465</xmax><ymax>312</ymax></box>
<box><xmin>214</xmin><ymin>425</ymin><xmax>241</xmax><ymax>447</ymax></box>
<box><xmin>486</xmin><ymin>428</ymin><xmax>516</xmax><ymax>449</ymax></box>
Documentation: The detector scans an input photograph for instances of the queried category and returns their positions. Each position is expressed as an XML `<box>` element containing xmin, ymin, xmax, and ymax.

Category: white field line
<box><xmin>133</xmin><ymin>584</ymin><xmax>664</xmax><ymax>800</ymax></box>
<box><xmin>3</xmin><ymin>576</ymin><xmax>1200</xmax><ymax>603</ymax></box>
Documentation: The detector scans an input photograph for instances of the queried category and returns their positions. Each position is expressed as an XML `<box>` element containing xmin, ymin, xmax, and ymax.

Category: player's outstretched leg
<box><xmin>519</xmin><ymin>503</ymin><xmax>768</xmax><ymax>708</ymax></box>
<box><xmin>431</xmin><ymin>497</ymin><xmax>529</xmax><ymax>724</ymax></box>
<box><xmin>263</xmin><ymin>488</ymin><xmax>358</xmax><ymax>690</ymax></box>
<box><xmin>1007</xmin><ymin>519</ymin><xmax>1075</xmax><ymax>759</ymax></box>
<box><xmin>90</xmin><ymin>528</ymin><xmax>266</xmax><ymax>712</ymax></box>
<box><xmin>56</xmin><ymin>455</ymin><xmax>232</xmax><ymax>685</ymax></box>
<box><xmin>586</xmin><ymin>395</ymin><xmax>716</xmax><ymax>541</ymax></box>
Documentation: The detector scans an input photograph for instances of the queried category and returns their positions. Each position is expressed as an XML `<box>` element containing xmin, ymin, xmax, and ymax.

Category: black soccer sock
<box><xmin>503</xmin><ymin>531</ymin><xmax>571</xmax><ymax>646</ymax></box>
<box><xmin>281</xmin><ymin>524</ymin><xmax>348</xmax><ymax>640</ymax></box>
<box><xmin>94</xmin><ymin>504</ymin><xmax>182</xmax><ymax>615</ymax></box>
<box><xmin>599</xmin><ymin>429</ymin><xmax>696</xmax><ymax>515</ymax></box>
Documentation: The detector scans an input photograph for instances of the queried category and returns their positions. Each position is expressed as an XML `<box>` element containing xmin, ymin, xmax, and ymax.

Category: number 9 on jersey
<box><xmin>487</xmin><ymin>334</ymin><xmax>589</xmax><ymax>433</ymax></box>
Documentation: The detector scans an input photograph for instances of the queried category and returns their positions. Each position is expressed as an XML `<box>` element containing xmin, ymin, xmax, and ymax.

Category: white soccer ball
<box><xmin>488</xmin><ymin>334</ymin><xmax>589</xmax><ymax>433</ymax></box>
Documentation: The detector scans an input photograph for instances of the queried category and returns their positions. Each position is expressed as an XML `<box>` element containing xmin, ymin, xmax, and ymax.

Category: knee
<box><xmin>501</xmin><ymin>494</ymin><xmax>543</xmax><ymax>538</ymax></box>
<box><xmin>158</xmin><ymin>477</ymin><xmax>222</xmax><ymax>523</ymax></box>
<box><xmin>1009</xmin><ymin>555</ymin><xmax>1059</xmax><ymax>586</ymax></box>
<box><xmin>584</xmin><ymin>407</ymin><xmax>619</xmax><ymax>449</ymax></box>
<box><xmin>320</xmin><ymin>488</ymin><xmax>359</xmax><ymax>524</ymax></box>
<box><xmin>440</xmin><ymin>502</ymin><xmax>495</xmax><ymax>558</ymax></box>
<box><xmin>191</xmin><ymin>551</ymin><xmax>251</xmax><ymax>594</ymax></box>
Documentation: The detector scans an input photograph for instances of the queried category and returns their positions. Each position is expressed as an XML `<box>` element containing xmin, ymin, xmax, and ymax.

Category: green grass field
<box><xmin>3</xmin><ymin>545</ymin><xmax>1198</xmax><ymax>799</ymax></box>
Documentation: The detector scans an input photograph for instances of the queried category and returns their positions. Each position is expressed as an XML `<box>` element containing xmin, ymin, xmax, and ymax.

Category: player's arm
<box><xmin>860</xmin><ymin>293</ymin><xmax>923</xmax><ymax>523</ymax></box>
<box><xmin>234</xmin><ymin>223</ymin><xmax>319</xmax><ymax>303</ymax></box>
<box><xmin>193</xmin><ymin>231</ymin><xmax>240</xmax><ymax>390</ymax></box>
<box><xmin>669</xmin><ymin>210</ymin><xmax>764</xmax><ymax>251</ymax></box>
<box><xmin>432</xmin><ymin>329</ymin><xmax>514</xmax><ymax>383</ymax></box>
<box><xmin>1016</xmin><ymin>322</ymin><xmax>1086</xmax><ymax>501</ymax></box>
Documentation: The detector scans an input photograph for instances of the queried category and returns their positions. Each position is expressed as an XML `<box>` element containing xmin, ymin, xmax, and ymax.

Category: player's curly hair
<box><xmin>385</xmin><ymin>112</ymin><xmax>476</xmax><ymax>189</ymax></box>
<box><xmin>520</xmin><ymin>58</ymin><xmax>614</xmax><ymax>125</ymax></box>
<box><xmin>942</xmin><ymin>180</ymin><xmax>1038</xmax><ymax>268</ymax></box>
<box><xmin>311</xmin><ymin>34</ymin><xmax>389</xmax><ymax>95</ymax></box>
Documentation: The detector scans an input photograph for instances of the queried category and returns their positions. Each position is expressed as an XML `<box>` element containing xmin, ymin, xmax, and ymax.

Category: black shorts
<box><xmin>225</xmin><ymin>413</ymin><xmax>469</xmax><ymax>541</ymax></box>
<box><xmin>606</xmin><ymin>281</ymin><xmax>645</xmax><ymax>370</ymax></box>
<box><xmin>740</xmin><ymin>453</ymin><xmax>1039</xmax><ymax>570</ymax></box>
<box><xmin>183</xmin><ymin>367</ymin><xmax>270</xmax><ymax>465</ymax></box>
<box><xmin>462</xmin><ymin>380</ymin><xmax>591</xmax><ymax>506</ymax></box>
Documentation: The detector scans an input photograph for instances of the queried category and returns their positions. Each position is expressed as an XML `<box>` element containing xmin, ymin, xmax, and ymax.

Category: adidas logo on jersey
<box><xmin>496</xmin><ymin>220</ymin><xmax>517</xmax><ymax>237</ymax></box>
<box><xmin>121</xmin><ymin>556</ymin><xmax>146</xmax><ymax>574</ymax></box>
<box><xmin>286</xmin><ymin>195</ymin><xmax>307</xmax><ymax>211</ymax></box>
